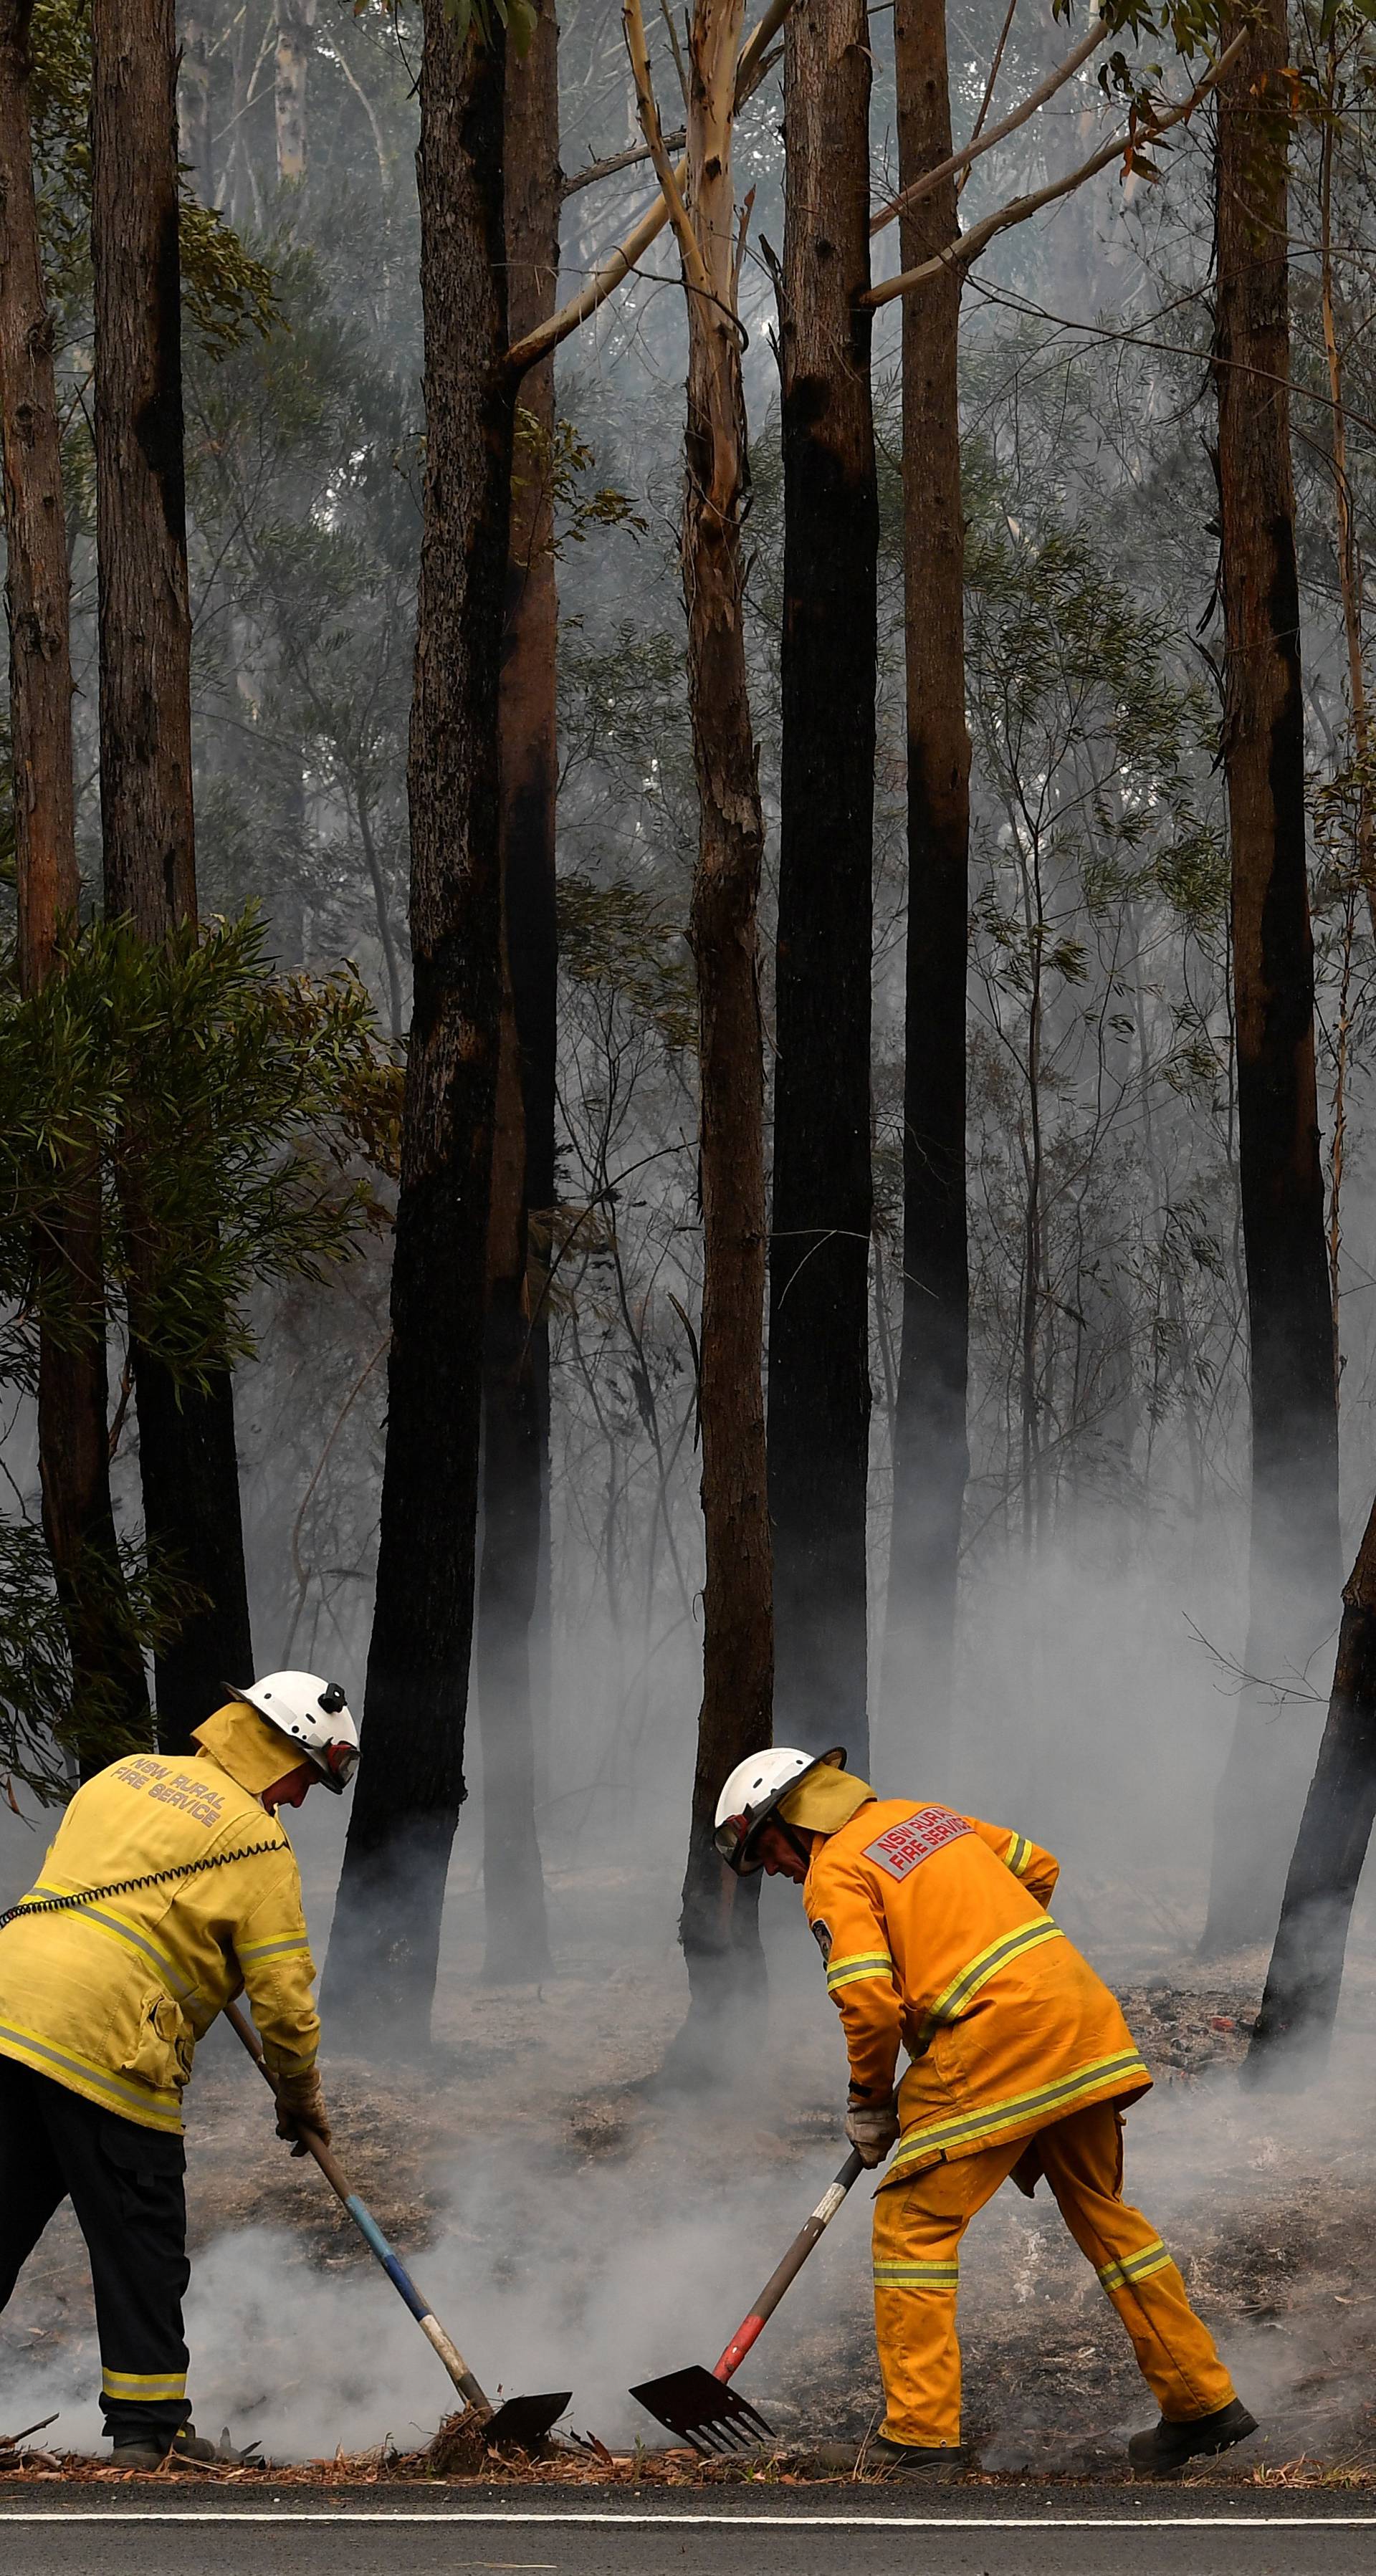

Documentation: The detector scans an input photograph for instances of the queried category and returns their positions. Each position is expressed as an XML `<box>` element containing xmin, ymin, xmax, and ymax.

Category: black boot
<box><xmin>867</xmin><ymin>2433</ymin><xmax>969</xmax><ymax>2476</ymax></box>
<box><xmin>110</xmin><ymin>2423</ymin><xmax>254</xmax><ymax>2470</ymax></box>
<box><xmin>1127</xmin><ymin>2398</ymin><xmax>1258</xmax><ymax>2473</ymax></box>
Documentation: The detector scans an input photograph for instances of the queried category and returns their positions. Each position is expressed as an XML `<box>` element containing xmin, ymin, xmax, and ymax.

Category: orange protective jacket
<box><xmin>803</xmin><ymin>1798</ymin><xmax>1150</xmax><ymax>2185</ymax></box>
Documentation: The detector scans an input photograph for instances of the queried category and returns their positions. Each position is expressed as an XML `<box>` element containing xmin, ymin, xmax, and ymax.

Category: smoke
<box><xmin>12</xmin><ymin>2007</ymin><xmax>1376</xmax><ymax>2465</ymax></box>
<box><xmin>0</xmin><ymin>1538</ymin><xmax>1372</xmax><ymax>2466</ymax></box>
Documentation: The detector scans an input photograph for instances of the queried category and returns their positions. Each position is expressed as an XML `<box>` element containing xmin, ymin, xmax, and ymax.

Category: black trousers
<box><xmin>0</xmin><ymin>2056</ymin><xmax>191</xmax><ymax>2443</ymax></box>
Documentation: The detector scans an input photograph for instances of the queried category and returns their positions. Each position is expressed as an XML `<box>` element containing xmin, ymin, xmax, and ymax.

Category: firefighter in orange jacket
<box><xmin>714</xmin><ymin>1748</ymin><xmax>1257</xmax><ymax>2476</ymax></box>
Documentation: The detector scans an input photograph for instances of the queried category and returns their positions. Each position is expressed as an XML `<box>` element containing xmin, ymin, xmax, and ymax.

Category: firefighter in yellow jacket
<box><xmin>715</xmin><ymin>1748</ymin><xmax>1257</xmax><ymax>2476</ymax></box>
<box><xmin>0</xmin><ymin>1672</ymin><xmax>360</xmax><ymax>2468</ymax></box>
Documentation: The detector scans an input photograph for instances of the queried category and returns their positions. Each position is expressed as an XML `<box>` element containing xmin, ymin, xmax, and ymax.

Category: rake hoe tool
<box><xmin>224</xmin><ymin>2001</ymin><xmax>570</xmax><ymax>2452</ymax></box>
<box><xmin>630</xmin><ymin>2146</ymin><xmax>865</xmax><ymax>2453</ymax></box>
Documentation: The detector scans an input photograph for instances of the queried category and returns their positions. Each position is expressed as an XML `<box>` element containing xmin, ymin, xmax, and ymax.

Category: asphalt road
<box><xmin>9</xmin><ymin>2484</ymin><xmax>1376</xmax><ymax>2576</ymax></box>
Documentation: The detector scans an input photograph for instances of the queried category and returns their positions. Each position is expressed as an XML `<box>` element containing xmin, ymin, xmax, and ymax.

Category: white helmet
<box><xmin>714</xmin><ymin>1746</ymin><xmax>843</xmax><ymax>1876</ymax></box>
<box><xmin>234</xmin><ymin>1670</ymin><xmax>360</xmax><ymax>1794</ymax></box>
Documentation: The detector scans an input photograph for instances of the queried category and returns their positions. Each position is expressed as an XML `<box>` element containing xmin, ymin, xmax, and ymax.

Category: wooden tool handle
<box><xmin>222</xmin><ymin>1998</ymin><xmax>490</xmax><ymax>2412</ymax></box>
<box><xmin>712</xmin><ymin>2148</ymin><xmax>865</xmax><ymax>2380</ymax></box>
<box><xmin>224</xmin><ymin>1999</ymin><xmax>355</xmax><ymax>2205</ymax></box>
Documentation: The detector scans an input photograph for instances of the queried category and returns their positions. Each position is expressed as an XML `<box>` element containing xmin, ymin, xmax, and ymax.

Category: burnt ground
<box><xmin>6</xmin><ymin>1857</ymin><xmax>1376</xmax><ymax>2481</ymax></box>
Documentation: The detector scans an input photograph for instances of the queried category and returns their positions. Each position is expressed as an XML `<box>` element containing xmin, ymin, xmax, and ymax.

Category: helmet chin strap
<box><xmin>780</xmin><ymin>1821</ymin><xmax>813</xmax><ymax>1869</ymax></box>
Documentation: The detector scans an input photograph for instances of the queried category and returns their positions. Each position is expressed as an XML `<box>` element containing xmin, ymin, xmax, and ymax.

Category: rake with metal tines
<box><xmin>224</xmin><ymin>2001</ymin><xmax>570</xmax><ymax>2453</ymax></box>
<box><xmin>629</xmin><ymin>2148</ymin><xmax>865</xmax><ymax>2453</ymax></box>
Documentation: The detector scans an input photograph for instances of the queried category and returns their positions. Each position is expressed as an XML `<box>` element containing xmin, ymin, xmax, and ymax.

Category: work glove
<box><xmin>274</xmin><ymin>2066</ymin><xmax>330</xmax><ymax>2157</ymax></box>
<box><xmin>844</xmin><ymin>2091</ymin><xmax>899</xmax><ymax>2168</ymax></box>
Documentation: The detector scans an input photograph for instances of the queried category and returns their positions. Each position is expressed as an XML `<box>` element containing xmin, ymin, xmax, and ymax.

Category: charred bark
<box><xmin>479</xmin><ymin>0</ymin><xmax>559</xmax><ymax>1986</ymax></box>
<box><xmin>479</xmin><ymin>986</ymin><xmax>551</xmax><ymax>1981</ymax></box>
<box><xmin>879</xmin><ymin>0</ymin><xmax>970</xmax><ymax>1770</ymax></box>
<box><xmin>1245</xmin><ymin>1491</ymin><xmax>1376</xmax><ymax>2076</ymax></box>
<box><xmin>768</xmin><ymin>0</ymin><xmax>874</xmax><ymax>1769</ymax></box>
<box><xmin>1201</xmin><ymin>1</ymin><xmax>1340</xmax><ymax>1954</ymax></box>
<box><xmin>326</xmin><ymin>0</ymin><xmax>512</xmax><ymax>2049</ymax></box>
<box><xmin>92</xmin><ymin>0</ymin><xmax>253</xmax><ymax>1756</ymax></box>
<box><xmin>0</xmin><ymin>0</ymin><xmax>148</xmax><ymax>1758</ymax></box>
<box><xmin>274</xmin><ymin>0</ymin><xmax>317</xmax><ymax>188</ymax></box>
<box><xmin>624</xmin><ymin>0</ymin><xmax>772</xmax><ymax>2072</ymax></box>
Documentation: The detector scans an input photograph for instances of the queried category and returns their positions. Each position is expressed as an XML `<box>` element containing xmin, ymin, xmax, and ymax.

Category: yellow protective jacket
<box><xmin>803</xmin><ymin>1797</ymin><xmax>1150</xmax><ymax>2184</ymax></box>
<box><xmin>0</xmin><ymin>1702</ymin><xmax>321</xmax><ymax>2134</ymax></box>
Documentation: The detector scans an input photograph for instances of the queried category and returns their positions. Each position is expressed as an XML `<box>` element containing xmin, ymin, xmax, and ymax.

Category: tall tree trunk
<box><xmin>178</xmin><ymin>9</ymin><xmax>212</xmax><ymax>201</ymax></box>
<box><xmin>274</xmin><ymin>0</ymin><xmax>317</xmax><ymax>187</ymax></box>
<box><xmin>326</xmin><ymin>0</ymin><xmax>512</xmax><ymax>2051</ymax></box>
<box><xmin>767</xmin><ymin>0</ymin><xmax>875</xmax><ymax>1771</ymax></box>
<box><xmin>479</xmin><ymin>0</ymin><xmax>559</xmax><ymax>1986</ymax></box>
<box><xmin>1201</xmin><ymin>1</ymin><xmax>1340</xmax><ymax>1955</ymax></box>
<box><xmin>878</xmin><ymin>0</ymin><xmax>970</xmax><ymax>1770</ymax></box>
<box><xmin>0</xmin><ymin>0</ymin><xmax>148</xmax><ymax>1761</ymax></box>
<box><xmin>626</xmin><ymin>0</ymin><xmax>772</xmax><ymax>2074</ymax></box>
<box><xmin>91</xmin><ymin>0</ymin><xmax>254</xmax><ymax>1755</ymax></box>
<box><xmin>1245</xmin><ymin>1487</ymin><xmax>1376</xmax><ymax>2076</ymax></box>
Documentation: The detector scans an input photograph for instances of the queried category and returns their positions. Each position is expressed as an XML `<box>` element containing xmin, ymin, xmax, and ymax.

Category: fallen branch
<box><xmin>862</xmin><ymin>32</ymin><xmax>1246</xmax><ymax>311</ymax></box>
<box><xmin>0</xmin><ymin>2415</ymin><xmax>58</xmax><ymax>2450</ymax></box>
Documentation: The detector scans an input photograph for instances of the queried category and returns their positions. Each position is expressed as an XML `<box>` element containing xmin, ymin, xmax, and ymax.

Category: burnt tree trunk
<box><xmin>0</xmin><ymin>0</ymin><xmax>148</xmax><ymax>1759</ymax></box>
<box><xmin>327</xmin><ymin>0</ymin><xmax>512</xmax><ymax>2049</ymax></box>
<box><xmin>275</xmin><ymin>0</ymin><xmax>317</xmax><ymax>187</ymax></box>
<box><xmin>1245</xmin><ymin>1489</ymin><xmax>1376</xmax><ymax>2076</ymax></box>
<box><xmin>1202</xmin><ymin>1</ymin><xmax>1341</xmax><ymax>1954</ymax></box>
<box><xmin>767</xmin><ymin>0</ymin><xmax>875</xmax><ymax>1769</ymax></box>
<box><xmin>92</xmin><ymin>0</ymin><xmax>254</xmax><ymax>1756</ymax></box>
<box><xmin>479</xmin><ymin>0</ymin><xmax>559</xmax><ymax>1986</ymax></box>
<box><xmin>629</xmin><ymin>0</ymin><xmax>771</xmax><ymax>2073</ymax></box>
<box><xmin>879</xmin><ymin>0</ymin><xmax>970</xmax><ymax>1770</ymax></box>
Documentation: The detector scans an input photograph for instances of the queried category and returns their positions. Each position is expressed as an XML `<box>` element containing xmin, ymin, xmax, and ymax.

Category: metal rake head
<box><xmin>482</xmin><ymin>2390</ymin><xmax>573</xmax><ymax>2453</ymax></box>
<box><xmin>629</xmin><ymin>2364</ymin><xmax>775</xmax><ymax>2456</ymax></box>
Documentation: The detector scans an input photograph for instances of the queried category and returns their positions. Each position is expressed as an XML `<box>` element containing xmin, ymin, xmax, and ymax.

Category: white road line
<box><xmin>2</xmin><ymin>2510</ymin><xmax>1376</xmax><ymax>2528</ymax></box>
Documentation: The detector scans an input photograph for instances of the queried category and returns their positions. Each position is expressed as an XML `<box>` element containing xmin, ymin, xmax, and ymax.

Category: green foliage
<box><xmin>0</xmin><ymin>911</ymin><xmax>393</xmax><ymax>1791</ymax></box>
<box><xmin>0</xmin><ymin>1526</ymin><xmax>194</xmax><ymax>1804</ymax></box>
<box><xmin>27</xmin><ymin>0</ymin><xmax>277</xmax><ymax>350</ymax></box>
<box><xmin>518</xmin><ymin>413</ymin><xmax>649</xmax><ymax>555</ymax></box>
<box><xmin>441</xmin><ymin>0</ymin><xmax>537</xmax><ymax>57</ymax></box>
<box><xmin>0</xmin><ymin>914</ymin><xmax>393</xmax><ymax>1388</ymax></box>
<box><xmin>176</xmin><ymin>201</ymin><xmax>279</xmax><ymax>359</ymax></box>
<box><xmin>558</xmin><ymin>874</ymin><xmax>696</xmax><ymax>1052</ymax></box>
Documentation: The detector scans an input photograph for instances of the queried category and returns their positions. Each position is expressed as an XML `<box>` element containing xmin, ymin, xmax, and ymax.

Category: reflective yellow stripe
<box><xmin>1003</xmin><ymin>1832</ymin><xmax>1032</xmax><ymax>1878</ymax></box>
<box><xmin>889</xmin><ymin>2049</ymin><xmax>1150</xmax><ymax>2171</ymax></box>
<box><xmin>826</xmin><ymin>1952</ymin><xmax>894</xmax><ymax>1995</ymax></box>
<box><xmin>1098</xmin><ymin>2239</ymin><xmax>1172</xmax><ymax>2293</ymax></box>
<box><xmin>238</xmin><ymin>1935</ymin><xmax>311</xmax><ymax>1963</ymax></box>
<box><xmin>0</xmin><ymin>2023</ymin><xmax>182</xmax><ymax>2129</ymax></box>
<box><xmin>101</xmin><ymin>2367</ymin><xmax>188</xmax><ymax>2400</ymax></box>
<box><xmin>54</xmin><ymin>1904</ymin><xmax>196</xmax><ymax>2001</ymax></box>
<box><xmin>873</xmin><ymin>2261</ymin><xmax>960</xmax><ymax>2289</ymax></box>
<box><xmin>913</xmin><ymin>1919</ymin><xmax>1064</xmax><ymax>2048</ymax></box>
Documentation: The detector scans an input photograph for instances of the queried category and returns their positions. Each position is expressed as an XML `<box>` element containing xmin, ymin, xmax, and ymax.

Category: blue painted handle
<box><xmin>345</xmin><ymin>2194</ymin><xmax>431</xmax><ymax>2324</ymax></box>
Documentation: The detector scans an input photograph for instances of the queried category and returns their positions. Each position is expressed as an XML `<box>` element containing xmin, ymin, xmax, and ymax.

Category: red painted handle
<box><xmin>710</xmin><ymin>2149</ymin><xmax>864</xmax><ymax>2385</ymax></box>
<box><xmin>713</xmin><ymin>2313</ymin><xmax>765</xmax><ymax>2380</ymax></box>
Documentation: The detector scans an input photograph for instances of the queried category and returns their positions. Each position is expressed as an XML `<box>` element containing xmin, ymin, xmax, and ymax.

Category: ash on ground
<box><xmin>6</xmin><ymin>1856</ymin><xmax>1376</xmax><ymax>2478</ymax></box>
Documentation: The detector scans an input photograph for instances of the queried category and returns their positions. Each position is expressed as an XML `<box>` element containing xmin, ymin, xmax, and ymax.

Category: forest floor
<box><xmin>6</xmin><ymin>1854</ymin><xmax>1376</xmax><ymax>2480</ymax></box>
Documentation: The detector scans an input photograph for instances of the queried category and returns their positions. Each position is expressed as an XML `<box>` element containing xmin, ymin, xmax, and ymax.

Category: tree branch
<box><xmin>862</xmin><ymin>32</ymin><xmax>1247</xmax><ymax>310</ymax></box>
<box><xmin>958</xmin><ymin>0</ymin><xmax>1021</xmax><ymax>198</ymax></box>
<box><xmin>624</xmin><ymin>0</ymin><xmax>710</xmax><ymax>296</ymax></box>
<box><xmin>560</xmin><ymin>133</ymin><xmax>686</xmax><ymax>199</ymax></box>
<box><xmin>870</xmin><ymin>3</ymin><xmax>1109</xmax><ymax>237</ymax></box>
<box><xmin>507</xmin><ymin>0</ymin><xmax>796</xmax><ymax>378</ymax></box>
